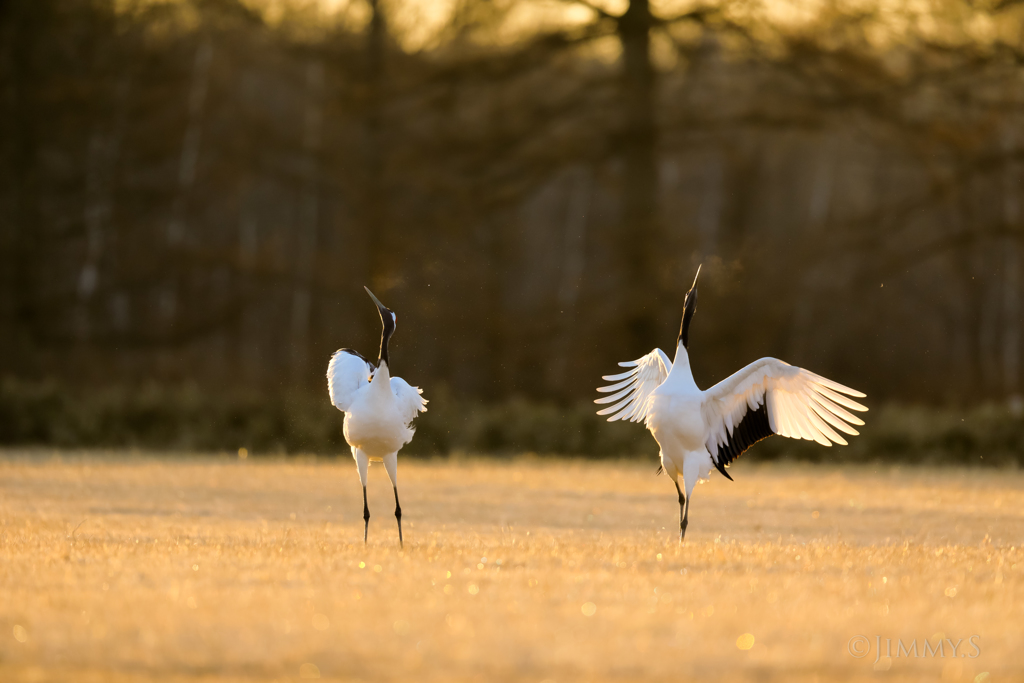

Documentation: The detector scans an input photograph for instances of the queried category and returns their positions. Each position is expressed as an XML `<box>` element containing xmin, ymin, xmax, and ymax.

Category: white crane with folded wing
<box><xmin>327</xmin><ymin>287</ymin><xmax>427</xmax><ymax>546</ymax></box>
<box><xmin>596</xmin><ymin>266</ymin><xmax>867</xmax><ymax>541</ymax></box>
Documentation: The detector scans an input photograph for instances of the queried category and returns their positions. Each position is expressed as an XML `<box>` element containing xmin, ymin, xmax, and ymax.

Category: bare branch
<box><xmin>557</xmin><ymin>0</ymin><xmax>620</xmax><ymax>21</ymax></box>
<box><xmin>653</xmin><ymin>6</ymin><xmax>718</xmax><ymax>26</ymax></box>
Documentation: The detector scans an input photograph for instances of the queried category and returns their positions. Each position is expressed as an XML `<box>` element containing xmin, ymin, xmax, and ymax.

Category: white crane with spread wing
<box><xmin>596</xmin><ymin>267</ymin><xmax>867</xmax><ymax>541</ymax></box>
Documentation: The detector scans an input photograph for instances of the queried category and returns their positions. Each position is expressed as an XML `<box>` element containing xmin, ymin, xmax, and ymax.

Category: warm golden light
<box><xmin>0</xmin><ymin>457</ymin><xmax>1017</xmax><ymax>680</ymax></box>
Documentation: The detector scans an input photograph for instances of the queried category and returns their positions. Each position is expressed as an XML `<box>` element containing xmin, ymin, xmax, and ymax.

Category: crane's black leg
<box><xmin>675</xmin><ymin>480</ymin><xmax>687</xmax><ymax>542</ymax></box>
<box><xmin>382</xmin><ymin>453</ymin><xmax>404</xmax><ymax>548</ymax></box>
<box><xmin>683</xmin><ymin>489</ymin><xmax>691</xmax><ymax>540</ymax></box>
<box><xmin>393</xmin><ymin>486</ymin><xmax>403</xmax><ymax>548</ymax></box>
<box><xmin>362</xmin><ymin>485</ymin><xmax>370</xmax><ymax>544</ymax></box>
<box><xmin>354</xmin><ymin>448</ymin><xmax>371</xmax><ymax>544</ymax></box>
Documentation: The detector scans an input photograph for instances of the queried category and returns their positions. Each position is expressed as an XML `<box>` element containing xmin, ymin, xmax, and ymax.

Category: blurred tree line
<box><xmin>2</xmin><ymin>0</ymin><xmax>1024</xmax><ymax>455</ymax></box>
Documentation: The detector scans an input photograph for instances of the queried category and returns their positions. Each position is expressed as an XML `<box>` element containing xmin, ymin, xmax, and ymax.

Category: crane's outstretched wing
<box><xmin>595</xmin><ymin>348</ymin><xmax>672</xmax><ymax>423</ymax></box>
<box><xmin>327</xmin><ymin>348</ymin><xmax>373</xmax><ymax>412</ymax></box>
<box><xmin>701</xmin><ymin>357</ymin><xmax>867</xmax><ymax>479</ymax></box>
<box><xmin>390</xmin><ymin>376</ymin><xmax>428</xmax><ymax>427</ymax></box>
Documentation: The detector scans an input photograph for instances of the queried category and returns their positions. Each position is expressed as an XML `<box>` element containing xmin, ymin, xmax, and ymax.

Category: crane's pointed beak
<box><xmin>365</xmin><ymin>286</ymin><xmax>395</xmax><ymax>367</ymax></box>
<box><xmin>364</xmin><ymin>286</ymin><xmax>387</xmax><ymax>315</ymax></box>
<box><xmin>679</xmin><ymin>265</ymin><xmax>701</xmax><ymax>349</ymax></box>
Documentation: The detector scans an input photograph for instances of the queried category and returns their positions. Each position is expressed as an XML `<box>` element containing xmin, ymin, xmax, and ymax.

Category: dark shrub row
<box><xmin>1</xmin><ymin>379</ymin><xmax>1021</xmax><ymax>464</ymax></box>
<box><xmin>0</xmin><ymin>379</ymin><xmax>648</xmax><ymax>457</ymax></box>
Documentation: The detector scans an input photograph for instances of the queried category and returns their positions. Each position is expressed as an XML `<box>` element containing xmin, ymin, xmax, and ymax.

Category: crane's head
<box><xmin>677</xmin><ymin>264</ymin><xmax>700</xmax><ymax>349</ymax></box>
<box><xmin>364</xmin><ymin>286</ymin><xmax>396</xmax><ymax>366</ymax></box>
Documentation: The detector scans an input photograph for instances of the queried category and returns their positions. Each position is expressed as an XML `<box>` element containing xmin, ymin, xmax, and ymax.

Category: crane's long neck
<box><xmin>377</xmin><ymin>315</ymin><xmax>395</xmax><ymax>368</ymax></box>
<box><xmin>371</xmin><ymin>359</ymin><xmax>392</xmax><ymax>389</ymax></box>
<box><xmin>666</xmin><ymin>341</ymin><xmax>700</xmax><ymax>393</ymax></box>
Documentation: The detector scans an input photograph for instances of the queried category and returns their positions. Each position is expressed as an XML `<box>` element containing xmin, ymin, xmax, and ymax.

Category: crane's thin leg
<box><xmin>392</xmin><ymin>487</ymin><xmax>403</xmax><ymax>548</ymax></box>
<box><xmin>682</xmin><ymin>490</ymin><xmax>691</xmax><ymax>540</ymax></box>
<box><xmin>354</xmin><ymin>449</ymin><xmax>370</xmax><ymax>544</ymax></box>
<box><xmin>674</xmin><ymin>480</ymin><xmax>687</xmax><ymax>543</ymax></box>
<box><xmin>679</xmin><ymin>457</ymin><xmax>701</xmax><ymax>544</ymax></box>
<box><xmin>362</xmin><ymin>486</ymin><xmax>370</xmax><ymax>543</ymax></box>
<box><xmin>383</xmin><ymin>452</ymin><xmax>403</xmax><ymax>548</ymax></box>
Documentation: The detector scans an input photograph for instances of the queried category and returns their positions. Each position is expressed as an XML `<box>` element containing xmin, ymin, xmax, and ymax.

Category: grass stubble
<box><xmin>0</xmin><ymin>451</ymin><xmax>1021</xmax><ymax>683</ymax></box>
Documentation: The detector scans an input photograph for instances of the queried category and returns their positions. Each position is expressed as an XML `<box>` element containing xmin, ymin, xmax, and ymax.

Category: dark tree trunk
<box><xmin>363</xmin><ymin>0</ymin><xmax>387</xmax><ymax>290</ymax></box>
<box><xmin>2</xmin><ymin>0</ymin><xmax>42</xmax><ymax>371</ymax></box>
<box><xmin>617</xmin><ymin>0</ymin><xmax>660</xmax><ymax>348</ymax></box>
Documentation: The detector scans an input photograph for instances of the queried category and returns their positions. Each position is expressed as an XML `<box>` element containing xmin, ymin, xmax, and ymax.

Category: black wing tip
<box><xmin>714</xmin><ymin>459</ymin><xmax>734</xmax><ymax>481</ymax></box>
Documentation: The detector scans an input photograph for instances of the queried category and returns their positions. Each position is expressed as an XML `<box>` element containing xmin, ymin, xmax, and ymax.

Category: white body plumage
<box><xmin>645</xmin><ymin>349</ymin><xmax>713</xmax><ymax>493</ymax></box>
<box><xmin>332</xmin><ymin>356</ymin><xmax>424</xmax><ymax>461</ymax></box>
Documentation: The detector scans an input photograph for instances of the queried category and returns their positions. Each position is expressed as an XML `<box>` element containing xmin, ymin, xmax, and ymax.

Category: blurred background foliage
<box><xmin>3</xmin><ymin>378</ymin><xmax>1024</xmax><ymax>464</ymax></box>
<box><xmin>2</xmin><ymin>0</ymin><xmax>1024</xmax><ymax>460</ymax></box>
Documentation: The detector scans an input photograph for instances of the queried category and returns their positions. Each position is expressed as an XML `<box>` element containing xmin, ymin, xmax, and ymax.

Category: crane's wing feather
<box><xmin>327</xmin><ymin>348</ymin><xmax>373</xmax><ymax>412</ymax></box>
<box><xmin>595</xmin><ymin>348</ymin><xmax>672</xmax><ymax>423</ymax></box>
<box><xmin>390</xmin><ymin>376</ymin><xmax>428</xmax><ymax>427</ymax></box>
<box><xmin>701</xmin><ymin>357</ymin><xmax>867</xmax><ymax>479</ymax></box>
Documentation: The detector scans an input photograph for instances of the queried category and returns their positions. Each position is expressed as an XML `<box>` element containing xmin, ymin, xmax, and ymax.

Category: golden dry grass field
<box><xmin>1</xmin><ymin>451</ymin><xmax>1022</xmax><ymax>683</ymax></box>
